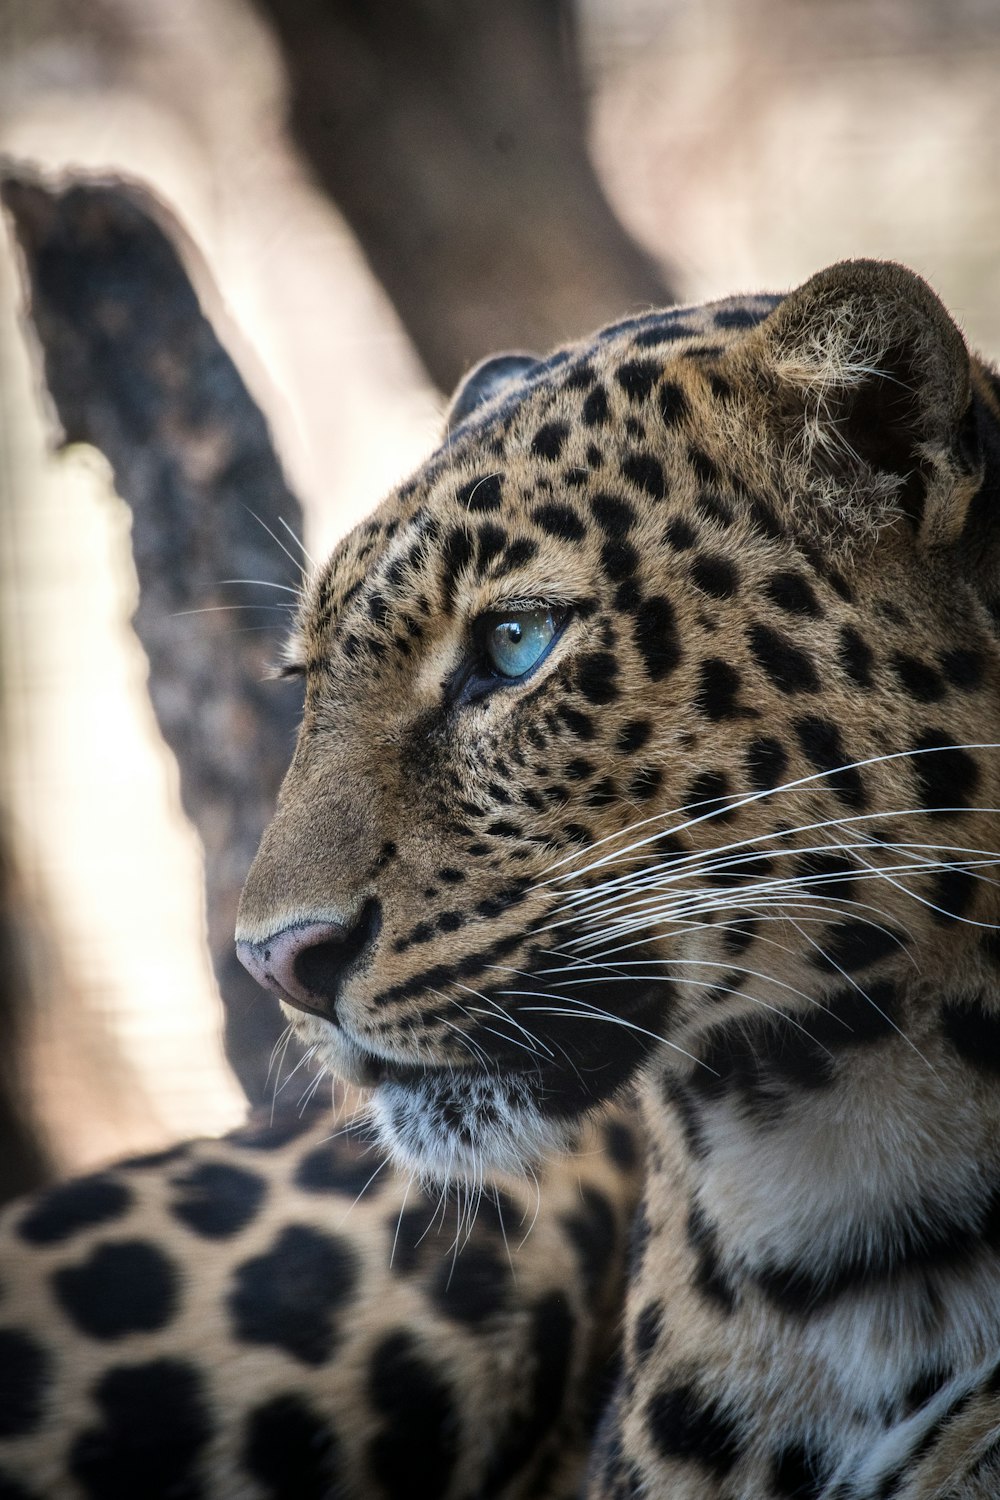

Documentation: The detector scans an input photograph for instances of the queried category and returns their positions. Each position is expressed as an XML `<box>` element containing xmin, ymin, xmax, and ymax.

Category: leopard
<box><xmin>3</xmin><ymin>256</ymin><xmax>1000</xmax><ymax>1499</ymax></box>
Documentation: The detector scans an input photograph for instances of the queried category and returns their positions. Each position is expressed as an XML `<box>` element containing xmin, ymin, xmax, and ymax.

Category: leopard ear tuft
<box><xmin>445</xmin><ymin>353</ymin><xmax>542</xmax><ymax>430</ymax></box>
<box><xmin>739</xmin><ymin>259</ymin><xmax>978</xmax><ymax>545</ymax></box>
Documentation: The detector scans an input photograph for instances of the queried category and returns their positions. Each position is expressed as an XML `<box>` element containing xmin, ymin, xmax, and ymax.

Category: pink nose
<box><xmin>236</xmin><ymin>900</ymin><xmax>381</xmax><ymax>1022</ymax></box>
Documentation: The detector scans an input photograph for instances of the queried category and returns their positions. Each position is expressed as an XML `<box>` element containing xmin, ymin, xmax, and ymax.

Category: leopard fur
<box><xmin>0</xmin><ymin>1097</ymin><xmax>640</xmax><ymax>1498</ymax></box>
<box><xmin>3</xmin><ymin>259</ymin><xmax>1000</xmax><ymax>1497</ymax></box>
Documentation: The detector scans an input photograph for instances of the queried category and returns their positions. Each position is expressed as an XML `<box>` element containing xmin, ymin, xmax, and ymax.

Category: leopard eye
<box><xmin>483</xmin><ymin>607</ymin><xmax>563</xmax><ymax>678</ymax></box>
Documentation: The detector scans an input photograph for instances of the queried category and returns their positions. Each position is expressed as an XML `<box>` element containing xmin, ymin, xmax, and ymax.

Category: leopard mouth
<box><xmin>293</xmin><ymin>955</ymin><xmax>670</xmax><ymax>1177</ymax></box>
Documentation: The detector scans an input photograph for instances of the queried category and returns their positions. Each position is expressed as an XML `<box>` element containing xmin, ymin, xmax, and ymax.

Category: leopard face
<box><xmin>237</xmin><ymin>259</ymin><xmax>1000</xmax><ymax>1183</ymax></box>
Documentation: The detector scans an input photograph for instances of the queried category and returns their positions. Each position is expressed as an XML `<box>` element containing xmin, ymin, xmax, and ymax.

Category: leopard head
<box><xmin>237</xmin><ymin>260</ymin><xmax>1000</xmax><ymax>1180</ymax></box>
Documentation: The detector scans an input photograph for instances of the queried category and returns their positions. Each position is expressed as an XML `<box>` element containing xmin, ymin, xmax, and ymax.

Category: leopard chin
<box><xmin>369</xmin><ymin>1070</ymin><xmax>578</xmax><ymax>1182</ymax></box>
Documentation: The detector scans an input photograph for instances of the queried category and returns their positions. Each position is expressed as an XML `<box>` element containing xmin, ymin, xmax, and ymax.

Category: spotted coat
<box><xmin>0</xmin><ymin>1099</ymin><xmax>640</xmax><ymax>1498</ymax></box>
<box><xmin>5</xmin><ymin>259</ymin><xmax>1000</xmax><ymax>1497</ymax></box>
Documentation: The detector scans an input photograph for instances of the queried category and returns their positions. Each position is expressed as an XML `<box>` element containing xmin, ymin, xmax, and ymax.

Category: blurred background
<box><xmin>2</xmin><ymin>0</ymin><xmax>999</xmax><ymax>1193</ymax></box>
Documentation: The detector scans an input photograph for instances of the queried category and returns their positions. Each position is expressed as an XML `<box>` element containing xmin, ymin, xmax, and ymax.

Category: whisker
<box><xmin>244</xmin><ymin>506</ymin><xmax>309</xmax><ymax>579</ymax></box>
<box><xmin>278</xmin><ymin>515</ymin><xmax>317</xmax><ymax>568</ymax></box>
<box><xmin>538</xmin><ymin>742</ymin><xmax>1000</xmax><ymax>886</ymax></box>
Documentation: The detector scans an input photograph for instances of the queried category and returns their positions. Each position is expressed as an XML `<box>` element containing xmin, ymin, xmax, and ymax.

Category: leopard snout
<box><xmin>236</xmin><ymin>898</ymin><xmax>382</xmax><ymax>1023</ymax></box>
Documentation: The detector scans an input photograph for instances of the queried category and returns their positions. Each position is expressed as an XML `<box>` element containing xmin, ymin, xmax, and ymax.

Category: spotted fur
<box><xmin>0</xmin><ymin>1098</ymin><xmax>640</xmax><ymax>1498</ymax></box>
<box><xmin>5</xmin><ymin>260</ymin><xmax>1000</xmax><ymax>1496</ymax></box>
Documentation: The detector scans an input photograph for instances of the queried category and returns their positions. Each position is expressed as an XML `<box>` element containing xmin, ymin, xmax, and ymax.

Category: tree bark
<box><xmin>256</xmin><ymin>0</ymin><xmax>675</xmax><ymax>393</ymax></box>
<box><xmin>2</xmin><ymin>175</ymin><xmax>305</xmax><ymax>1108</ymax></box>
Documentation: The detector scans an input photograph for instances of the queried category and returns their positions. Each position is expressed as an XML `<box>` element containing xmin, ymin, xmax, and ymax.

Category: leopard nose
<box><xmin>236</xmin><ymin>899</ymin><xmax>382</xmax><ymax>1022</ymax></box>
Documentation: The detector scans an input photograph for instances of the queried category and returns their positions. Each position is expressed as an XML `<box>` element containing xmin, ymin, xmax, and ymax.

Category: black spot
<box><xmin>559</xmin><ymin>705</ymin><xmax>596</xmax><ymax>739</ymax></box>
<box><xmin>912</xmin><ymin>732</ymin><xmax>980</xmax><ymax>814</ymax></box>
<box><xmin>295</xmin><ymin>1138</ymin><xmax>385</xmax><ymax>1197</ymax></box>
<box><xmin>658</xmin><ymin>381</ymin><xmax>689</xmax><ymax>428</ymax></box>
<box><xmin>458</xmin><ymin>477</ymin><xmax>503</xmax><ymax>519</ymax></box>
<box><xmin>616</xmin><ymin>360</ymin><xmax>661</xmax><ymax>403</ymax></box>
<box><xmin>744</xmin><ymin>737</ymin><xmax>788</xmax><ymax>791</ymax></box>
<box><xmin>928</xmin><ymin>864</ymin><xmax>977</xmax><ymax>926</ymax></box>
<box><xmin>646</xmin><ymin>1382</ymin><xmax>743</xmax><ymax>1476</ymax></box>
<box><xmin>629</xmin><ymin>766</ymin><xmax>663</xmax><ymax>801</ymax></box>
<box><xmin>941</xmin><ymin>995</ymin><xmax>1000</xmax><ymax>1074</ymax></box>
<box><xmin>389</xmin><ymin>1200</ymin><xmax>445</xmax><ymax>1274</ymax></box>
<box><xmin>715</xmin><ymin>306</ymin><xmax>760</xmax><ymax>328</ymax></box>
<box><xmin>228</xmin><ymin>1225</ymin><xmax>358</xmax><ymax>1366</ymax></box>
<box><xmin>634</xmin><ymin>596</ymin><xmax>681</xmax><ymax>680</ymax></box>
<box><xmin>687</xmin><ymin>1203</ymin><xmax>734</xmax><ymax>1310</ymax></box>
<box><xmin>531</xmin><ymin>422</ymin><xmax>569</xmax><ymax>461</ymax></box>
<box><xmin>747</xmin><ymin>624</ymin><xmax>820</xmax><ymax>693</ymax></box>
<box><xmin>664</xmin><ymin>516</ymin><xmax>697</xmax><ymax>550</ymax></box>
<box><xmin>591</xmin><ymin>492</ymin><xmax>637</xmax><ymax>536</ymax></box>
<box><xmin>564</xmin><ymin>362</ymin><xmax>596</xmax><ymax>390</ymax></box>
<box><xmin>69</xmin><ymin>1359</ymin><xmax>210</xmax><ymax>1500</ymax></box>
<box><xmin>561</xmin><ymin>1186</ymin><xmax>617</xmax><ymax>1301</ymax></box>
<box><xmin>691</xmin><ymin>554</ymin><xmax>738</xmax><ymax>599</ymax></box>
<box><xmin>635</xmin><ymin>320</ymin><xmax>695</xmax><ymax>345</ymax></box>
<box><xmin>439</xmin><ymin>525</ymin><xmax>474</xmax><ymax>611</ymax></box>
<box><xmin>793</xmin><ymin>716</ymin><xmax>866</xmax><ymax>809</ymax></box>
<box><xmin>621</xmin><ymin>452</ymin><xmax>666</xmax><ymax>500</ymax></box>
<box><xmin>770</xmin><ymin>1439</ymin><xmax>827</xmax><ymax>1497</ymax></box>
<box><xmin>684</xmin><ymin>770</ymin><xmax>735</xmax><ymax>821</ymax></box>
<box><xmin>496</xmin><ymin>538</ymin><xmax>537</xmax><ymax>576</ymax></box>
<box><xmin>615</xmin><ymin>579</ymin><xmax>642</xmax><ymax>612</ymax></box>
<box><xmin>577</xmin><ymin>651</ymin><xmax>620</xmax><ymax>704</ymax></box>
<box><xmin>794</xmin><ymin>851</ymin><xmax>856</xmax><ymax>902</ymax></box>
<box><xmin>476</xmin><ymin>522</ymin><xmax>506</xmax><ymax>568</ymax></box>
<box><xmin>431</xmin><ymin>1240</ymin><xmax>509</xmax><ymax>1325</ymax></box>
<box><xmin>811</xmin><ymin>920</ymin><xmax>901</xmax><ymax>973</ymax></box>
<box><xmin>480</xmin><ymin>1293</ymin><xmax>574</xmax><ymax>1496</ymax></box>
<box><xmin>765</xmin><ymin>571</ymin><xmax>821</xmax><ymax>616</ymax></box>
<box><xmin>604</xmin><ymin>1118</ymin><xmax>639</xmax><ymax>1169</ymax></box>
<box><xmin>697</xmin><ymin>658</ymin><xmax>753</xmax><ymax>721</ymax></box>
<box><xmin>892</xmin><ymin>653</ymin><xmax>947</xmax><ymax>703</ymax></box>
<box><xmin>634</xmin><ymin>1300</ymin><xmax>663</xmax><ymax>1363</ymax></box>
<box><xmin>169</xmin><ymin>1162</ymin><xmax>266</xmax><ymax>1239</ymax></box>
<box><xmin>708</xmin><ymin>372</ymin><xmax>732</xmax><ymax>400</ymax></box>
<box><xmin>243</xmin><ymin>1394</ymin><xmax>341</xmax><ymax>1500</ymax></box>
<box><xmin>747</xmin><ymin>495</ymin><xmax>785</xmax><ymax>540</ymax></box>
<box><xmin>602</xmin><ymin>538</ymin><xmax>640</xmax><ymax>583</ymax></box>
<box><xmin>838</xmin><ymin>625</ymin><xmax>874</xmax><ymax>687</ymax></box>
<box><xmin>53</xmin><ymin>1241</ymin><xmax>177</xmax><ymax>1339</ymax></box>
<box><xmin>17</xmin><ymin>1175</ymin><xmax>131</xmax><ymax>1246</ymax></box>
<box><xmin>582</xmin><ymin>385</ymin><xmax>609</xmax><ymax>426</ymax></box>
<box><xmin>486</xmin><ymin>818</ymin><xmax>524</xmax><ymax>840</ymax></box>
<box><xmin>691</xmin><ymin>452</ymin><xmax>722</xmax><ymax>490</ymax></box>
<box><xmin>617</xmin><ymin>718</ymin><xmax>653</xmax><ymax>754</ymax></box>
<box><xmin>691</xmin><ymin>984</ymin><xmax>899</xmax><ymax>1119</ymax></box>
<box><xmin>532</xmin><ymin>502</ymin><xmax>586</xmax><ymax>541</ymax></box>
<box><xmin>939</xmin><ymin>648</ymin><xmax>984</xmax><ymax>690</ymax></box>
<box><xmin>0</xmin><ymin>1330</ymin><xmax>49</xmax><ymax>1438</ymax></box>
<box><xmin>367</xmin><ymin>1332</ymin><xmax>457</xmax><ymax>1500</ymax></box>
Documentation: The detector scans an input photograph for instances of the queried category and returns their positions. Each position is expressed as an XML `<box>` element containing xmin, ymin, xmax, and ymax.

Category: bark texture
<box><xmin>2</xmin><ymin>175</ymin><xmax>305</xmax><ymax>1107</ymax></box>
<box><xmin>256</xmin><ymin>0</ymin><xmax>675</xmax><ymax>392</ymax></box>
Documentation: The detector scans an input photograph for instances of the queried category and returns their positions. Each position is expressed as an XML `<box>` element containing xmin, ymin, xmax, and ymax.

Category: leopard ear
<box><xmin>736</xmin><ymin>259</ymin><xmax>980</xmax><ymax>546</ymax></box>
<box><xmin>445</xmin><ymin>353</ymin><xmax>541</xmax><ymax>429</ymax></box>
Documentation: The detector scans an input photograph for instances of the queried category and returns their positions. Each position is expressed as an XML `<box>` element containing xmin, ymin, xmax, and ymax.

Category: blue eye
<box><xmin>483</xmin><ymin>607</ymin><xmax>563</xmax><ymax>678</ymax></box>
